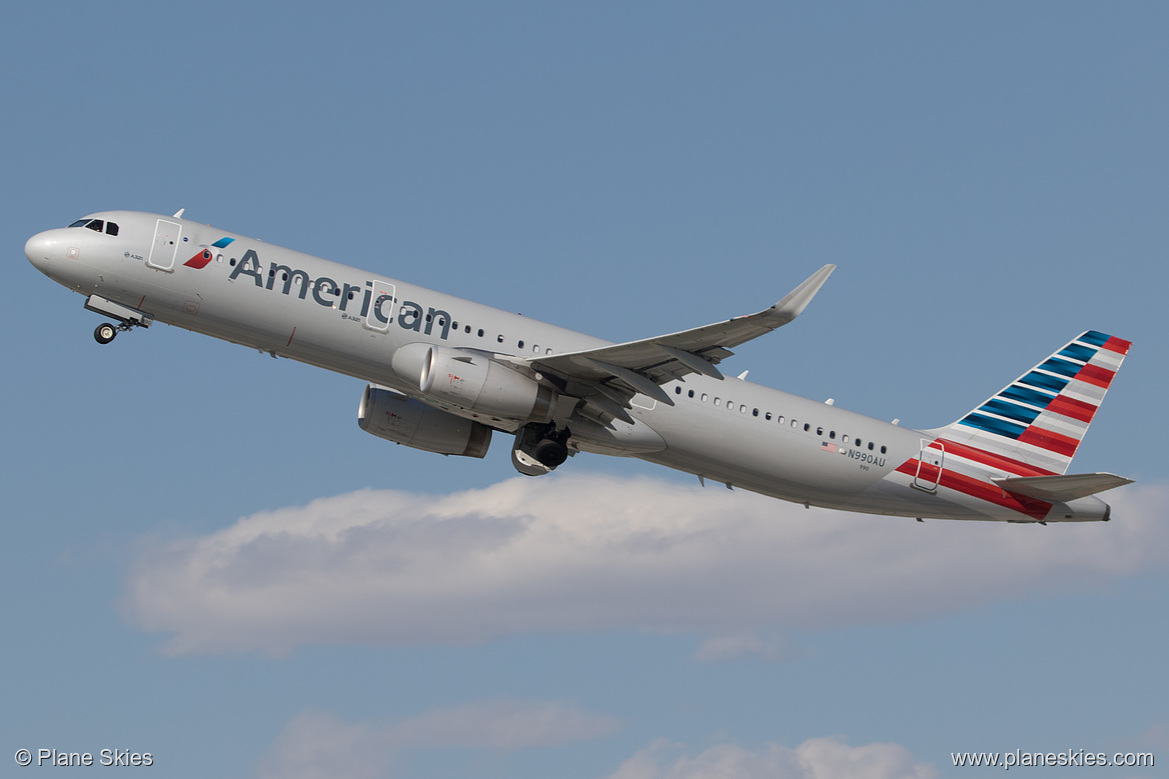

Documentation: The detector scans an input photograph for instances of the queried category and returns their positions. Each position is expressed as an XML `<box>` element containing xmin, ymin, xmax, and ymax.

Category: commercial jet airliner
<box><xmin>26</xmin><ymin>210</ymin><xmax>1133</xmax><ymax>522</ymax></box>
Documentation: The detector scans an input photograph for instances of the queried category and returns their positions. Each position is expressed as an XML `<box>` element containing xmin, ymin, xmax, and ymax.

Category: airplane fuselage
<box><xmin>26</xmin><ymin>211</ymin><xmax>1119</xmax><ymax>523</ymax></box>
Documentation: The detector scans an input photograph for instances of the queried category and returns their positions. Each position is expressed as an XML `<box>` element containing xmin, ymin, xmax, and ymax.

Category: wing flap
<box><xmin>994</xmin><ymin>472</ymin><xmax>1134</xmax><ymax>502</ymax></box>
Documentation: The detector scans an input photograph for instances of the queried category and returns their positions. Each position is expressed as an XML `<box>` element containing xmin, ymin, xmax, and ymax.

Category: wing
<box><xmin>523</xmin><ymin>264</ymin><xmax>835</xmax><ymax>422</ymax></box>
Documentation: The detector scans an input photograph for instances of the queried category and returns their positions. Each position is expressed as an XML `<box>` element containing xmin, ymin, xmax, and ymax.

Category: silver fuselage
<box><xmin>26</xmin><ymin>211</ymin><xmax>1112</xmax><ymax>522</ymax></box>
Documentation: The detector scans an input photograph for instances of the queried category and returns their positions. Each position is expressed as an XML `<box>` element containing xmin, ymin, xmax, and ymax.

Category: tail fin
<box><xmin>932</xmin><ymin>331</ymin><xmax>1131</xmax><ymax>475</ymax></box>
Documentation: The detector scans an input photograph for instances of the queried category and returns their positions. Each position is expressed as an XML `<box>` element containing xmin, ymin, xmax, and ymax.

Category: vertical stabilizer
<box><xmin>931</xmin><ymin>331</ymin><xmax>1131</xmax><ymax>475</ymax></box>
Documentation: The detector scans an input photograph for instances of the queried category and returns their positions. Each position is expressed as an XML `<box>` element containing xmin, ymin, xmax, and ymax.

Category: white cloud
<box><xmin>256</xmin><ymin>701</ymin><xmax>620</xmax><ymax>779</ymax></box>
<box><xmin>124</xmin><ymin>474</ymin><xmax>1169</xmax><ymax>655</ymax></box>
<box><xmin>692</xmin><ymin>632</ymin><xmax>797</xmax><ymax>663</ymax></box>
<box><xmin>605</xmin><ymin>736</ymin><xmax>938</xmax><ymax>779</ymax></box>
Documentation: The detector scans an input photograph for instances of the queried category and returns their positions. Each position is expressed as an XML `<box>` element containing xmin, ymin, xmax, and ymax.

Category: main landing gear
<box><xmin>511</xmin><ymin>422</ymin><xmax>572</xmax><ymax>476</ymax></box>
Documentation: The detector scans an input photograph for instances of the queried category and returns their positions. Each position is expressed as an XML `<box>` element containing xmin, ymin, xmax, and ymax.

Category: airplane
<box><xmin>25</xmin><ymin>210</ymin><xmax>1133</xmax><ymax>523</ymax></box>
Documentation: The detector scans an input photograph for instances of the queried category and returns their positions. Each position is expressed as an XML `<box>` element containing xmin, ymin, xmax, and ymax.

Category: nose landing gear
<box><xmin>84</xmin><ymin>294</ymin><xmax>154</xmax><ymax>345</ymax></box>
<box><xmin>94</xmin><ymin>323</ymin><xmax>119</xmax><ymax>344</ymax></box>
<box><xmin>93</xmin><ymin>320</ymin><xmax>145</xmax><ymax>344</ymax></box>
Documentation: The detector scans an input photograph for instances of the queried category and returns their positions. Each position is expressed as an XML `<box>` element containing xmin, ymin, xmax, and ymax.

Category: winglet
<box><xmin>769</xmin><ymin>264</ymin><xmax>836</xmax><ymax>326</ymax></box>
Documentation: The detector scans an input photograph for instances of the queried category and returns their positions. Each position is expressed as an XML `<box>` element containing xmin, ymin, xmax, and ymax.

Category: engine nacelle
<box><xmin>358</xmin><ymin>384</ymin><xmax>492</xmax><ymax>458</ymax></box>
<box><xmin>391</xmin><ymin>343</ymin><xmax>556</xmax><ymax>422</ymax></box>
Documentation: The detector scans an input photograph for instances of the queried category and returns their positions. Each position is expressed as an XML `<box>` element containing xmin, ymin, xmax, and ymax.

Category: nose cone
<box><xmin>25</xmin><ymin>231</ymin><xmax>57</xmax><ymax>274</ymax></box>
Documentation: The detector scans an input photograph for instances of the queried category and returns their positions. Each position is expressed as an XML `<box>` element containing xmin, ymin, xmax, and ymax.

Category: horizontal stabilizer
<box><xmin>993</xmin><ymin>472</ymin><xmax>1134</xmax><ymax>502</ymax></box>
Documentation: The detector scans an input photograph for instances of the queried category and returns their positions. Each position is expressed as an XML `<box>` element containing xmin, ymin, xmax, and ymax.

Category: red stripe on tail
<box><xmin>1103</xmin><ymin>336</ymin><xmax>1132</xmax><ymax>355</ymax></box>
<box><xmin>1076</xmin><ymin>364</ymin><xmax>1115</xmax><ymax>389</ymax></box>
<box><xmin>1018</xmin><ymin>427</ymin><xmax>1079</xmax><ymax>457</ymax></box>
<box><xmin>1045</xmin><ymin>395</ymin><xmax>1098</xmax><ymax>424</ymax></box>
<box><xmin>935</xmin><ymin>439</ymin><xmax>1057</xmax><ymax>477</ymax></box>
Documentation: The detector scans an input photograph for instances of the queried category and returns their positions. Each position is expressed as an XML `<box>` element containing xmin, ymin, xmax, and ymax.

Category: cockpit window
<box><xmin>67</xmin><ymin>218</ymin><xmax>118</xmax><ymax>235</ymax></box>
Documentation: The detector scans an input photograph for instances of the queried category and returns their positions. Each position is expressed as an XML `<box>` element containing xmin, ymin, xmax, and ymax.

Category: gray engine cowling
<box><xmin>358</xmin><ymin>384</ymin><xmax>492</xmax><ymax>458</ymax></box>
<box><xmin>391</xmin><ymin>343</ymin><xmax>556</xmax><ymax>422</ymax></box>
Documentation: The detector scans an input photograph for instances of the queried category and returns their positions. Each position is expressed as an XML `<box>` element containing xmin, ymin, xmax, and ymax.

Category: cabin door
<box><xmin>147</xmin><ymin>219</ymin><xmax>182</xmax><ymax>272</ymax></box>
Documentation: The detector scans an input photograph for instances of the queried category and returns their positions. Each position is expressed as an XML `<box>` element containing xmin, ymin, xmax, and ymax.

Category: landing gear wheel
<box><xmin>94</xmin><ymin>323</ymin><xmax>118</xmax><ymax>344</ymax></box>
<box><xmin>534</xmin><ymin>437</ymin><xmax>569</xmax><ymax>468</ymax></box>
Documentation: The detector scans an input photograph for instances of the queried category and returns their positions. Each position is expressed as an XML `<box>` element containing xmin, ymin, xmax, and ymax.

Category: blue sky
<box><xmin>3</xmin><ymin>3</ymin><xmax>1166</xmax><ymax>777</ymax></box>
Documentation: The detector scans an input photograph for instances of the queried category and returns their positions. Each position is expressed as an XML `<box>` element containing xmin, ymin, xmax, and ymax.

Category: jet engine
<box><xmin>391</xmin><ymin>343</ymin><xmax>557</xmax><ymax>422</ymax></box>
<box><xmin>358</xmin><ymin>384</ymin><xmax>492</xmax><ymax>458</ymax></box>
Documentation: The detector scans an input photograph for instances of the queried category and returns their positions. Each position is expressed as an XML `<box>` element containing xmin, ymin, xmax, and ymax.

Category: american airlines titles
<box><xmin>228</xmin><ymin>248</ymin><xmax>452</xmax><ymax>339</ymax></box>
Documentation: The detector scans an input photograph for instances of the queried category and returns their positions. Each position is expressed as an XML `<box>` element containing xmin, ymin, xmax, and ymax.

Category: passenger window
<box><xmin>753</xmin><ymin>408</ymin><xmax>759</xmax><ymax>417</ymax></box>
<box><xmin>740</xmin><ymin>404</ymin><xmax>747</xmax><ymax>413</ymax></box>
<box><xmin>688</xmin><ymin>390</ymin><xmax>695</xmax><ymax>398</ymax></box>
<box><xmin>880</xmin><ymin>445</ymin><xmax>887</xmax><ymax>454</ymax></box>
<box><xmin>791</xmin><ymin>419</ymin><xmax>799</xmax><ymax>428</ymax></box>
<box><xmin>674</xmin><ymin>386</ymin><xmax>682</xmax><ymax>395</ymax></box>
<box><xmin>829</xmin><ymin>431</ymin><xmax>836</xmax><ymax>439</ymax></box>
<box><xmin>477</xmin><ymin>329</ymin><xmax>484</xmax><ymax>337</ymax></box>
<box><xmin>714</xmin><ymin>397</ymin><xmax>720</xmax><ymax>406</ymax></box>
<box><xmin>701</xmin><ymin>393</ymin><xmax>708</xmax><ymax>402</ymax></box>
<box><xmin>518</xmin><ymin>340</ymin><xmax>524</xmax><ymax>349</ymax></box>
<box><xmin>497</xmin><ymin>334</ymin><xmax>504</xmax><ymax>343</ymax></box>
<box><xmin>533</xmin><ymin>344</ymin><xmax>540</xmax><ymax>353</ymax></box>
<box><xmin>816</xmin><ymin>426</ymin><xmax>823</xmax><ymax>435</ymax></box>
<box><xmin>777</xmin><ymin>415</ymin><xmax>785</xmax><ymax>424</ymax></box>
<box><xmin>804</xmin><ymin>423</ymin><xmax>811</xmax><ymax>432</ymax></box>
<box><xmin>765</xmin><ymin>412</ymin><xmax>772</xmax><ymax>420</ymax></box>
<box><xmin>868</xmin><ymin>442</ymin><xmax>874</xmax><ymax>451</ymax></box>
<box><xmin>105</xmin><ymin>222</ymin><xmax>119</xmax><ymax>236</ymax></box>
<box><xmin>842</xmin><ymin>435</ymin><xmax>849</xmax><ymax>444</ymax></box>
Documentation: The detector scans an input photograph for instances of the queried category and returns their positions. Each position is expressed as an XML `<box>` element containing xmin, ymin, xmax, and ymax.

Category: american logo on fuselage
<box><xmin>219</xmin><ymin>246</ymin><xmax>452</xmax><ymax>339</ymax></box>
<box><xmin>183</xmin><ymin>237</ymin><xmax>235</xmax><ymax>270</ymax></box>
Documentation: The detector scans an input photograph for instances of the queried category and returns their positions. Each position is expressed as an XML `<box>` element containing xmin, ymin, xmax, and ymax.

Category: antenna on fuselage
<box><xmin>173</xmin><ymin>208</ymin><xmax>185</xmax><ymax>218</ymax></box>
